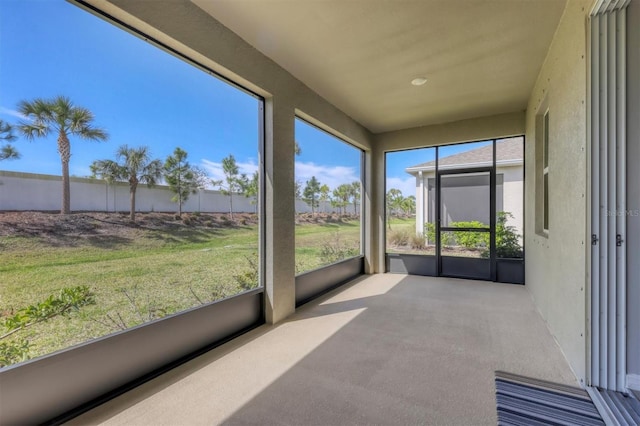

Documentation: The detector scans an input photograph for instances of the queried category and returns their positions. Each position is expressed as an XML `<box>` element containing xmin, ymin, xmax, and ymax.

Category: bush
<box><xmin>320</xmin><ymin>232</ymin><xmax>359</xmax><ymax>264</ymax></box>
<box><xmin>388</xmin><ymin>229</ymin><xmax>410</xmax><ymax>246</ymax></box>
<box><xmin>494</xmin><ymin>212</ymin><xmax>523</xmax><ymax>258</ymax></box>
<box><xmin>1</xmin><ymin>286</ymin><xmax>95</xmax><ymax>367</ymax></box>
<box><xmin>233</xmin><ymin>253</ymin><xmax>259</xmax><ymax>291</ymax></box>
<box><xmin>452</xmin><ymin>221</ymin><xmax>489</xmax><ymax>249</ymax></box>
<box><xmin>424</xmin><ymin>222</ymin><xmax>455</xmax><ymax>246</ymax></box>
<box><xmin>410</xmin><ymin>233</ymin><xmax>426</xmax><ymax>250</ymax></box>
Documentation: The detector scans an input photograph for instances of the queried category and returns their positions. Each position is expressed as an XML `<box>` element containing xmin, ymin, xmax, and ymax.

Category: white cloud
<box><xmin>295</xmin><ymin>161</ymin><xmax>359</xmax><ymax>190</ymax></box>
<box><xmin>386</xmin><ymin>176</ymin><xmax>416</xmax><ymax>198</ymax></box>
<box><xmin>0</xmin><ymin>106</ymin><xmax>26</xmax><ymax>120</ymax></box>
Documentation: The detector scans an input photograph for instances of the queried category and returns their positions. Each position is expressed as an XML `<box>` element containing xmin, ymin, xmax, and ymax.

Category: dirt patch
<box><xmin>0</xmin><ymin>211</ymin><xmax>259</xmax><ymax>247</ymax></box>
<box><xmin>295</xmin><ymin>212</ymin><xmax>358</xmax><ymax>225</ymax></box>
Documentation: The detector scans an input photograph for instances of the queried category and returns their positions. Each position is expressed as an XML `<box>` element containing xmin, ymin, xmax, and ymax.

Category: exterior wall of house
<box><xmin>524</xmin><ymin>0</ymin><xmax>590</xmax><ymax>385</ymax></box>
<box><xmin>626</xmin><ymin>0</ymin><xmax>640</xmax><ymax>382</ymax></box>
<box><xmin>413</xmin><ymin>165</ymin><xmax>522</xmax><ymax>236</ymax></box>
<box><xmin>503</xmin><ymin>166</ymin><xmax>523</xmax><ymax>235</ymax></box>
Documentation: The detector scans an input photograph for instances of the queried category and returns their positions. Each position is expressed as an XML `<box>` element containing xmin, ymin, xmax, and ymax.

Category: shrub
<box><xmin>388</xmin><ymin>229</ymin><xmax>410</xmax><ymax>246</ymax></box>
<box><xmin>451</xmin><ymin>221</ymin><xmax>489</xmax><ymax>249</ymax></box>
<box><xmin>424</xmin><ymin>222</ymin><xmax>455</xmax><ymax>246</ymax></box>
<box><xmin>0</xmin><ymin>286</ymin><xmax>95</xmax><ymax>367</ymax></box>
<box><xmin>320</xmin><ymin>232</ymin><xmax>359</xmax><ymax>264</ymax></box>
<box><xmin>494</xmin><ymin>212</ymin><xmax>523</xmax><ymax>258</ymax></box>
<box><xmin>233</xmin><ymin>253</ymin><xmax>259</xmax><ymax>291</ymax></box>
<box><xmin>410</xmin><ymin>233</ymin><xmax>426</xmax><ymax>250</ymax></box>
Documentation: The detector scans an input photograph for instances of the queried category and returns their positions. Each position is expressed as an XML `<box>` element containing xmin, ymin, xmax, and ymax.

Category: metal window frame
<box><xmin>0</xmin><ymin>2</ymin><xmax>269</xmax><ymax>423</ymax></box>
<box><xmin>292</xmin><ymin>116</ymin><xmax>366</xmax><ymax>271</ymax></box>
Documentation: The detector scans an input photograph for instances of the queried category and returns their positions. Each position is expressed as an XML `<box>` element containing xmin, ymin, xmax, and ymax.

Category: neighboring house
<box><xmin>405</xmin><ymin>138</ymin><xmax>523</xmax><ymax>237</ymax></box>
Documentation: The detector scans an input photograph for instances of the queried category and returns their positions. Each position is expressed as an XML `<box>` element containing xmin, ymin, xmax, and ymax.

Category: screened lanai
<box><xmin>1</xmin><ymin>0</ymin><xmax>638</xmax><ymax>424</ymax></box>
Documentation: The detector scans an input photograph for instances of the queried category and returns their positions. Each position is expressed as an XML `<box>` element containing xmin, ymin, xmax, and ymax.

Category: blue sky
<box><xmin>0</xmin><ymin>0</ymin><xmax>482</xmax><ymax>197</ymax></box>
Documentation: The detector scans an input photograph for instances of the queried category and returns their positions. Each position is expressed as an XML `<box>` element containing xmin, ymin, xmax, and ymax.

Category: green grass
<box><xmin>294</xmin><ymin>220</ymin><xmax>360</xmax><ymax>272</ymax></box>
<box><xmin>0</xmin><ymin>218</ymin><xmax>361</xmax><ymax>365</ymax></box>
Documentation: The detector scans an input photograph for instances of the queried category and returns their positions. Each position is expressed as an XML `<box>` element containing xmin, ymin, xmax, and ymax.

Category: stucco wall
<box><xmin>414</xmin><ymin>166</ymin><xmax>522</xmax><ymax>236</ymax></box>
<box><xmin>524</xmin><ymin>0</ymin><xmax>590</xmax><ymax>384</ymax></box>
<box><xmin>626</xmin><ymin>0</ymin><xmax>640</xmax><ymax>380</ymax></box>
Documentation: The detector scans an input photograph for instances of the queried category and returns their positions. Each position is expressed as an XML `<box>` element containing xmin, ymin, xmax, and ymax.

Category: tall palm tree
<box><xmin>18</xmin><ymin>96</ymin><xmax>107</xmax><ymax>214</ymax></box>
<box><xmin>91</xmin><ymin>145</ymin><xmax>163</xmax><ymax>222</ymax></box>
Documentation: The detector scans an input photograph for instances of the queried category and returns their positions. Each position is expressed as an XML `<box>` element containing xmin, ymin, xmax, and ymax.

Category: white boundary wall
<box><xmin>0</xmin><ymin>171</ymin><xmax>351</xmax><ymax>214</ymax></box>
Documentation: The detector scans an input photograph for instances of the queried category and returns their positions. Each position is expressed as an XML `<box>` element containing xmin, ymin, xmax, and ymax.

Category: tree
<box><xmin>90</xmin><ymin>145</ymin><xmax>163</xmax><ymax>222</ymax></box>
<box><xmin>294</xmin><ymin>180</ymin><xmax>302</xmax><ymax>199</ymax></box>
<box><xmin>244</xmin><ymin>171</ymin><xmax>259</xmax><ymax>214</ymax></box>
<box><xmin>164</xmin><ymin>147</ymin><xmax>198</xmax><ymax>216</ymax></box>
<box><xmin>333</xmin><ymin>184</ymin><xmax>351</xmax><ymax>216</ymax></box>
<box><xmin>18</xmin><ymin>96</ymin><xmax>107</xmax><ymax>214</ymax></box>
<box><xmin>294</xmin><ymin>141</ymin><xmax>302</xmax><ymax>156</ymax></box>
<box><xmin>401</xmin><ymin>195</ymin><xmax>416</xmax><ymax>216</ymax></box>
<box><xmin>386</xmin><ymin>188</ymin><xmax>404</xmax><ymax>229</ymax></box>
<box><xmin>190</xmin><ymin>165</ymin><xmax>210</xmax><ymax>212</ymax></box>
<box><xmin>303</xmin><ymin>176</ymin><xmax>321</xmax><ymax>216</ymax></box>
<box><xmin>1</xmin><ymin>145</ymin><xmax>20</xmax><ymax>161</ymax></box>
<box><xmin>212</xmin><ymin>155</ymin><xmax>248</xmax><ymax>221</ymax></box>
<box><xmin>350</xmin><ymin>181</ymin><xmax>361</xmax><ymax>215</ymax></box>
<box><xmin>0</xmin><ymin>120</ymin><xmax>19</xmax><ymax>161</ymax></box>
<box><xmin>319</xmin><ymin>184</ymin><xmax>331</xmax><ymax>213</ymax></box>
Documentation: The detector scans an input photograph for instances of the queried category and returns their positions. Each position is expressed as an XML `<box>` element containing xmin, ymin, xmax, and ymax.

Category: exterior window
<box><xmin>543</xmin><ymin>110</ymin><xmax>549</xmax><ymax>232</ymax></box>
<box><xmin>294</xmin><ymin>118</ymin><xmax>362</xmax><ymax>274</ymax></box>
<box><xmin>0</xmin><ymin>1</ymin><xmax>262</xmax><ymax>368</ymax></box>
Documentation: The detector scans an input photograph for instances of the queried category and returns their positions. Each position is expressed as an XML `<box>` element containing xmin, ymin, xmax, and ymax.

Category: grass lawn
<box><xmin>0</xmin><ymin>212</ymin><xmax>360</xmax><ymax>366</ymax></box>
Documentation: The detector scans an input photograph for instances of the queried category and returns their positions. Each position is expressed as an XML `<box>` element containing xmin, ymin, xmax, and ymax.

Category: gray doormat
<box><xmin>495</xmin><ymin>371</ymin><xmax>604</xmax><ymax>426</ymax></box>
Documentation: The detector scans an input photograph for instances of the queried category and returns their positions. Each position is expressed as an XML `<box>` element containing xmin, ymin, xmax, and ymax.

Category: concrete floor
<box><xmin>69</xmin><ymin>274</ymin><xmax>579</xmax><ymax>425</ymax></box>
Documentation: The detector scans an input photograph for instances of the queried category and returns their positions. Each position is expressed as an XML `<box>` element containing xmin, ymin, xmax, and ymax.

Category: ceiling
<box><xmin>192</xmin><ymin>0</ymin><xmax>566</xmax><ymax>134</ymax></box>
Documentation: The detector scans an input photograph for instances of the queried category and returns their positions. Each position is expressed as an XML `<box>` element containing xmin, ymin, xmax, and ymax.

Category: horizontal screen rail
<box><xmin>440</xmin><ymin>227</ymin><xmax>490</xmax><ymax>232</ymax></box>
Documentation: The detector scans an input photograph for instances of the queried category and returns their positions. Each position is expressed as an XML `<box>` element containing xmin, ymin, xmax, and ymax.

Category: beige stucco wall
<box><xmin>412</xmin><ymin>165</ymin><xmax>523</xmax><ymax>236</ymax></box>
<box><xmin>524</xmin><ymin>0</ymin><xmax>590</xmax><ymax>384</ymax></box>
<box><xmin>82</xmin><ymin>0</ymin><xmax>375</xmax><ymax>323</ymax></box>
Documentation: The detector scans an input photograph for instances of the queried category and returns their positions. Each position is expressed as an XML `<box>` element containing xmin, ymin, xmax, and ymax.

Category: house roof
<box><xmin>406</xmin><ymin>138</ymin><xmax>523</xmax><ymax>173</ymax></box>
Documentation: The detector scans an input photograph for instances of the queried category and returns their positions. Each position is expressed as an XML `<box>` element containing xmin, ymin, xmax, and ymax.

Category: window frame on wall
<box><xmin>543</xmin><ymin>109</ymin><xmax>550</xmax><ymax>233</ymax></box>
<box><xmin>0</xmin><ymin>2</ymin><xmax>267</xmax><ymax>423</ymax></box>
<box><xmin>293</xmin><ymin>117</ymin><xmax>364</xmax><ymax>276</ymax></box>
<box><xmin>384</xmin><ymin>137</ymin><xmax>525</xmax><ymax>283</ymax></box>
<box><xmin>535</xmin><ymin>97</ymin><xmax>550</xmax><ymax>237</ymax></box>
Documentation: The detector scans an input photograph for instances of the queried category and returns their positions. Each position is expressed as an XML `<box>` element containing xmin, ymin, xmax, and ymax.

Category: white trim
<box><xmin>405</xmin><ymin>159</ymin><xmax>522</xmax><ymax>174</ymax></box>
<box><xmin>591</xmin><ymin>0</ymin><xmax>632</xmax><ymax>16</ymax></box>
<box><xmin>627</xmin><ymin>374</ymin><xmax>640</xmax><ymax>391</ymax></box>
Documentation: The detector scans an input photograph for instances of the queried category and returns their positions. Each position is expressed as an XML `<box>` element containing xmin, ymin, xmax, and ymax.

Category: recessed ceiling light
<box><xmin>411</xmin><ymin>77</ymin><xmax>428</xmax><ymax>86</ymax></box>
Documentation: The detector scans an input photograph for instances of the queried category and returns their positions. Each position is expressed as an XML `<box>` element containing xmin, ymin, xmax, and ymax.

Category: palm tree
<box><xmin>91</xmin><ymin>145</ymin><xmax>163</xmax><ymax>222</ymax></box>
<box><xmin>18</xmin><ymin>96</ymin><xmax>107</xmax><ymax>214</ymax></box>
<box><xmin>0</xmin><ymin>119</ymin><xmax>19</xmax><ymax>161</ymax></box>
